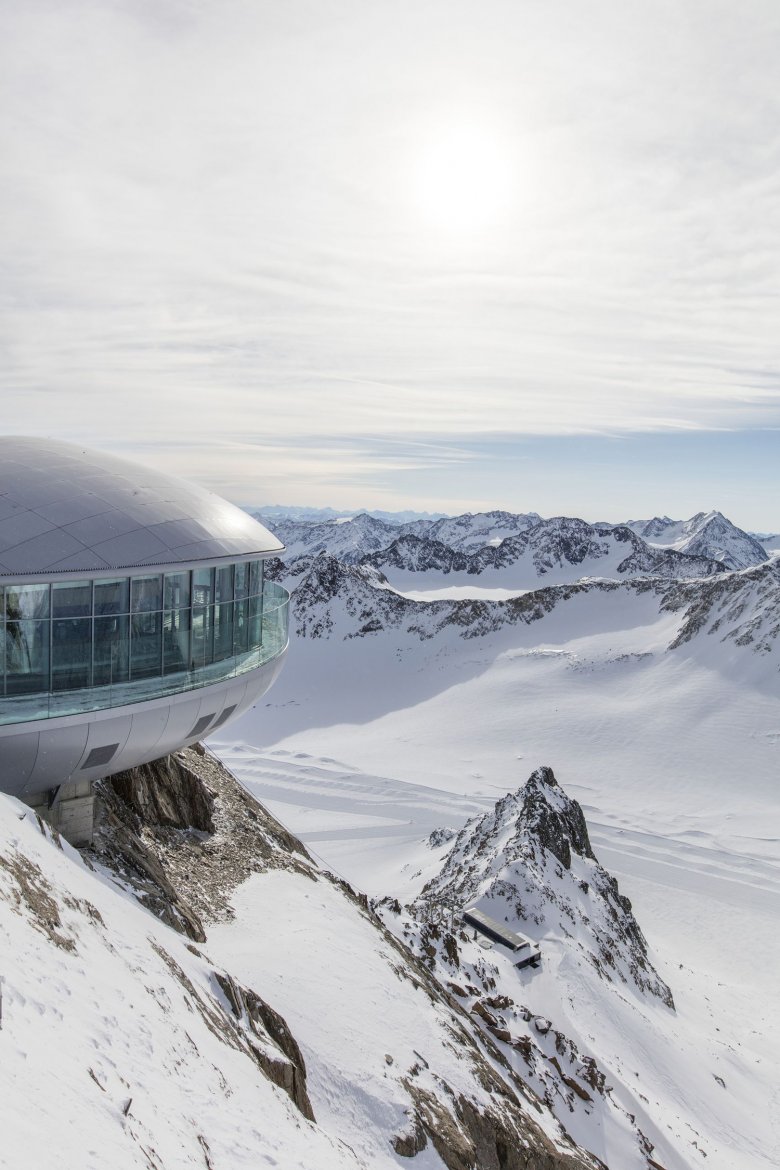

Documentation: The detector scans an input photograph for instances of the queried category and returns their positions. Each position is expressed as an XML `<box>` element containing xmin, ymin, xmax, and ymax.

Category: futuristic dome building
<box><xmin>0</xmin><ymin>437</ymin><xmax>289</xmax><ymax>835</ymax></box>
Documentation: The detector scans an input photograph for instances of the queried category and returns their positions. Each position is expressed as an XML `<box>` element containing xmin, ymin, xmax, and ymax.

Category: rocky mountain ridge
<box><xmin>259</xmin><ymin>507</ymin><xmax>767</xmax><ymax>574</ymax></box>
<box><xmin>268</xmin><ymin>550</ymin><xmax>780</xmax><ymax>673</ymax></box>
<box><xmin>262</xmin><ymin>508</ymin><xmax>544</xmax><ymax>563</ymax></box>
<box><xmin>264</xmin><ymin>512</ymin><xmax>403</xmax><ymax>564</ymax></box>
<box><xmin>403</xmin><ymin>510</ymin><xmax>543</xmax><ymax>552</ymax></box>
<box><xmin>361</xmin><ymin>518</ymin><xmax>724</xmax><ymax>583</ymax></box>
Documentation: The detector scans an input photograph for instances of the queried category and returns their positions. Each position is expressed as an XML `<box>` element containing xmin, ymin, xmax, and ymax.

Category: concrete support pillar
<box><xmin>22</xmin><ymin>778</ymin><xmax>95</xmax><ymax>848</ymax></box>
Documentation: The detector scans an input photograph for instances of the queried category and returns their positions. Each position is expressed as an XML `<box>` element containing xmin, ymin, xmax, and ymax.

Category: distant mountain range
<box><xmin>362</xmin><ymin>519</ymin><xmax>723</xmax><ymax>587</ymax></box>
<box><xmin>257</xmin><ymin>506</ymin><xmax>780</xmax><ymax>676</ymax></box>
<box><xmin>255</xmin><ymin>506</ymin><xmax>771</xmax><ymax>579</ymax></box>
<box><xmin>750</xmin><ymin>530</ymin><xmax>780</xmax><ymax>554</ymax></box>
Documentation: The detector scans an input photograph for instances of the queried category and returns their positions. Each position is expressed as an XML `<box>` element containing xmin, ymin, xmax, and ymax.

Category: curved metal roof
<box><xmin>0</xmin><ymin>436</ymin><xmax>283</xmax><ymax>577</ymax></box>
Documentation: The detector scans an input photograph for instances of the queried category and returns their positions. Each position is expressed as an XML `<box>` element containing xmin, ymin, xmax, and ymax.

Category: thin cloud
<box><xmin>1</xmin><ymin>1</ymin><xmax>779</xmax><ymax>513</ymax></box>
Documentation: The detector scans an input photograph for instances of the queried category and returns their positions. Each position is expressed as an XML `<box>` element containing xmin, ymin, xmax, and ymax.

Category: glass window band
<box><xmin>0</xmin><ymin>559</ymin><xmax>285</xmax><ymax>720</ymax></box>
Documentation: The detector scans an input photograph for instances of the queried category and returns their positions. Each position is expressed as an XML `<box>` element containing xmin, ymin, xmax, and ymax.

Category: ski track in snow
<box><xmin>215</xmin><ymin>743</ymin><xmax>780</xmax><ymax>910</ymax></box>
<box><xmin>587</xmin><ymin>822</ymin><xmax>780</xmax><ymax>905</ymax></box>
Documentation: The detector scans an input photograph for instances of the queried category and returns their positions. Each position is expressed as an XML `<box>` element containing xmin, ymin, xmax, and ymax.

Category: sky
<box><xmin>1</xmin><ymin>0</ymin><xmax>779</xmax><ymax>528</ymax></box>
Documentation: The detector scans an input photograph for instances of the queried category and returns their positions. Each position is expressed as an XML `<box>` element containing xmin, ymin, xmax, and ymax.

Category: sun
<box><xmin>411</xmin><ymin>125</ymin><xmax>515</xmax><ymax>234</ymax></box>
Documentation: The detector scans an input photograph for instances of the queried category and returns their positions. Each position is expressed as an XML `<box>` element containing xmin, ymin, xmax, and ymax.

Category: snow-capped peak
<box><xmin>421</xmin><ymin>766</ymin><xmax>673</xmax><ymax>1006</ymax></box>
<box><xmin>623</xmin><ymin>511</ymin><xmax>768</xmax><ymax>570</ymax></box>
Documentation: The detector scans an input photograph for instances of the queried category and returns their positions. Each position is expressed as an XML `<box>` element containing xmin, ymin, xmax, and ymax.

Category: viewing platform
<box><xmin>0</xmin><ymin>437</ymin><xmax>290</xmax><ymax>810</ymax></box>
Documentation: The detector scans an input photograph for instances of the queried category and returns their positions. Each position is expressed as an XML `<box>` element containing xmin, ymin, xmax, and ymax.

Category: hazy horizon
<box><xmin>249</xmin><ymin>497</ymin><xmax>776</xmax><ymax>538</ymax></box>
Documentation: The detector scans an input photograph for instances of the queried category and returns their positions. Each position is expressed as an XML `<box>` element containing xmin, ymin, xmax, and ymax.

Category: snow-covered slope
<box><xmin>0</xmin><ymin>799</ymin><xmax>353</xmax><ymax>1170</ymax></box>
<box><xmin>1</xmin><ymin>751</ymin><xmax>601</xmax><ymax>1170</ymax></box>
<box><xmin>623</xmin><ymin>511</ymin><xmax>768</xmax><ymax>570</ymax></box>
<box><xmin>271</xmin><ymin>551</ymin><xmax>780</xmax><ymax>685</ymax></box>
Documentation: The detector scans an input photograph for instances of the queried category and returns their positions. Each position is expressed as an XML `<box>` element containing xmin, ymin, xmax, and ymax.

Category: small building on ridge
<box><xmin>463</xmin><ymin>905</ymin><xmax>541</xmax><ymax>970</ymax></box>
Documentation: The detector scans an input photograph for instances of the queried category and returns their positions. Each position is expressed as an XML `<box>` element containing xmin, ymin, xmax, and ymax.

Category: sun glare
<box><xmin>412</xmin><ymin>125</ymin><xmax>515</xmax><ymax>234</ymax></box>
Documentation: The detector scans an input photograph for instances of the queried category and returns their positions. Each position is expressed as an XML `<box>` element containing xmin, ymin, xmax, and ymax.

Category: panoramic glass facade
<box><xmin>0</xmin><ymin>560</ymin><xmax>289</xmax><ymax>724</ymax></box>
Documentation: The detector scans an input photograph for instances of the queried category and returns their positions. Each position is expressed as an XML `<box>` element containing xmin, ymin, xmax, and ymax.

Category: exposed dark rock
<box><xmin>548</xmin><ymin>1057</ymin><xmax>593</xmax><ymax>1102</ymax></box>
<box><xmin>91</xmin><ymin>766</ymin><xmax>207</xmax><ymax>942</ymax></box>
<box><xmin>108</xmin><ymin>753</ymin><xmax>215</xmax><ymax>832</ymax></box>
<box><xmin>429</xmin><ymin>827</ymin><xmax>457</xmax><ymax>848</ymax></box>
<box><xmin>472</xmin><ymin>1000</ymin><xmax>500</xmax><ymax>1027</ymax></box>
<box><xmin>402</xmin><ymin>1081</ymin><xmax>604</xmax><ymax>1170</ymax></box>
<box><xmin>392</xmin><ymin>1115</ymin><xmax>428</xmax><ymax>1157</ymax></box>
<box><xmin>518</xmin><ymin>767</ymin><xmax>595</xmax><ymax>870</ymax></box>
<box><xmin>0</xmin><ymin>846</ymin><xmax>80</xmax><ymax>951</ymax></box>
<box><xmin>215</xmin><ymin>972</ymin><xmax>315</xmax><ymax>1120</ymax></box>
<box><xmin>146</xmin><ymin>939</ymin><xmax>314</xmax><ymax>1122</ymax></box>
<box><xmin>402</xmin><ymin>1083</ymin><xmax>476</xmax><ymax>1170</ymax></box>
<box><xmin>661</xmin><ymin>558</ymin><xmax>780</xmax><ymax>653</ymax></box>
<box><xmin>90</xmin><ymin>746</ymin><xmax>313</xmax><ymax>941</ymax></box>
